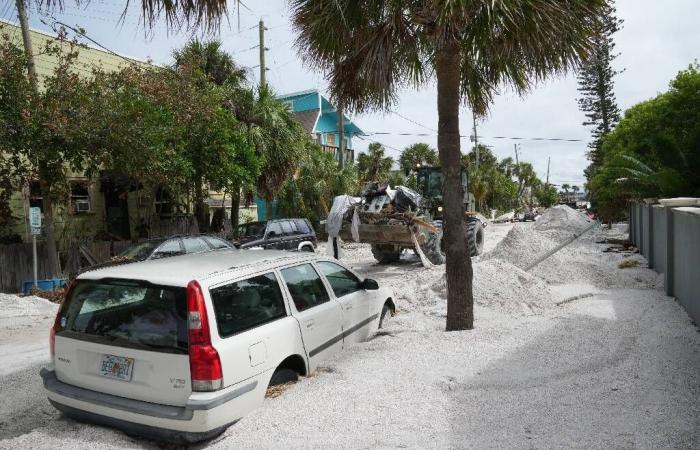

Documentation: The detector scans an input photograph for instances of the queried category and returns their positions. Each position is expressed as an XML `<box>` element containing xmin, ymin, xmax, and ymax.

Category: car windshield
<box><xmin>119</xmin><ymin>241</ymin><xmax>162</xmax><ymax>260</ymax></box>
<box><xmin>57</xmin><ymin>279</ymin><xmax>188</xmax><ymax>354</ymax></box>
<box><xmin>239</xmin><ymin>222</ymin><xmax>267</xmax><ymax>238</ymax></box>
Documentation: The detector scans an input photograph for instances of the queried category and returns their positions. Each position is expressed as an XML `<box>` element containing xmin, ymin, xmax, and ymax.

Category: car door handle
<box><xmin>344</xmin><ymin>304</ymin><xmax>353</xmax><ymax>310</ymax></box>
<box><xmin>305</xmin><ymin>320</ymin><xmax>315</xmax><ymax>329</ymax></box>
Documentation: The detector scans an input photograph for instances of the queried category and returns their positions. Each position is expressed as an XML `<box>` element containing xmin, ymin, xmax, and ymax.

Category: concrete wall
<box><xmin>672</xmin><ymin>208</ymin><xmax>700</xmax><ymax>323</ymax></box>
<box><xmin>630</xmin><ymin>203</ymin><xmax>700</xmax><ymax>324</ymax></box>
<box><xmin>651</xmin><ymin>206</ymin><xmax>667</xmax><ymax>275</ymax></box>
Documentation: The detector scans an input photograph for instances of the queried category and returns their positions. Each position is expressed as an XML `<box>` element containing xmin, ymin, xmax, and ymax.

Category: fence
<box><xmin>0</xmin><ymin>215</ymin><xmax>203</xmax><ymax>293</ymax></box>
<box><xmin>630</xmin><ymin>202</ymin><xmax>700</xmax><ymax>323</ymax></box>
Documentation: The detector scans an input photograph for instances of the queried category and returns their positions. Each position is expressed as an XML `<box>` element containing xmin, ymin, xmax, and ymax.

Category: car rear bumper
<box><xmin>40</xmin><ymin>368</ymin><xmax>261</xmax><ymax>444</ymax></box>
<box><xmin>48</xmin><ymin>400</ymin><xmax>229</xmax><ymax>444</ymax></box>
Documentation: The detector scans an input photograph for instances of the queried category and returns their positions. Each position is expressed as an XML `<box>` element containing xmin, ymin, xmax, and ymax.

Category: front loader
<box><xmin>336</xmin><ymin>167</ymin><xmax>484</xmax><ymax>265</ymax></box>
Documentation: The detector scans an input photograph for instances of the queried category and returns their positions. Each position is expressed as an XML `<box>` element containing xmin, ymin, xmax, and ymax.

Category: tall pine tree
<box><xmin>578</xmin><ymin>2</ymin><xmax>623</xmax><ymax>182</ymax></box>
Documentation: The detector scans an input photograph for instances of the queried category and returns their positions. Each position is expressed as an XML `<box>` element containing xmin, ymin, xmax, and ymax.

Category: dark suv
<box><xmin>234</xmin><ymin>218</ymin><xmax>317</xmax><ymax>252</ymax></box>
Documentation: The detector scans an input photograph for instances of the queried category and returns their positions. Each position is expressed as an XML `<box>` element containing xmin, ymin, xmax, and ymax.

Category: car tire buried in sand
<box><xmin>371</xmin><ymin>244</ymin><xmax>402</xmax><ymax>263</ymax></box>
<box><xmin>269</xmin><ymin>368</ymin><xmax>299</xmax><ymax>386</ymax></box>
<box><xmin>467</xmin><ymin>219</ymin><xmax>484</xmax><ymax>257</ymax></box>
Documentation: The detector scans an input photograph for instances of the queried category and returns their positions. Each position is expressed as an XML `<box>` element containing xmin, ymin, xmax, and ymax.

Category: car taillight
<box><xmin>186</xmin><ymin>280</ymin><xmax>222</xmax><ymax>391</ymax></box>
<box><xmin>51</xmin><ymin>280</ymin><xmax>74</xmax><ymax>361</ymax></box>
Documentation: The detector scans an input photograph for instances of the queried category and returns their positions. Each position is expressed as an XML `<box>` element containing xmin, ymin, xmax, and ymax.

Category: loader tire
<box><xmin>467</xmin><ymin>219</ymin><xmax>484</xmax><ymax>257</ymax></box>
<box><xmin>371</xmin><ymin>244</ymin><xmax>402</xmax><ymax>263</ymax></box>
<box><xmin>421</xmin><ymin>231</ymin><xmax>445</xmax><ymax>265</ymax></box>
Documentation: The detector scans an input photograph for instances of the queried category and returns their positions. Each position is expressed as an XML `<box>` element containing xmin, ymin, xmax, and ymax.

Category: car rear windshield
<box><xmin>57</xmin><ymin>279</ymin><xmax>188</xmax><ymax>354</ymax></box>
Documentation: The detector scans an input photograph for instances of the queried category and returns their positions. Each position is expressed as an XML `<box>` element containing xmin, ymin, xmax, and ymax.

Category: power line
<box><xmin>387</xmin><ymin>108</ymin><xmax>583</xmax><ymax>142</ymax></box>
<box><xmin>390</xmin><ymin>110</ymin><xmax>437</xmax><ymax>133</ymax></box>
<box><xmin>359</xmin><ymin>130</ymin><xmax>583</xmax><ymax>142</ymax></box>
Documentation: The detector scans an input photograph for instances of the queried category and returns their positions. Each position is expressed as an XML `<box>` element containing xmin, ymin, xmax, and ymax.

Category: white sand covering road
<box><xmin>1</xmin><ymin>209</ymin><xmax>698</xmax><ymax>449</ymax></box>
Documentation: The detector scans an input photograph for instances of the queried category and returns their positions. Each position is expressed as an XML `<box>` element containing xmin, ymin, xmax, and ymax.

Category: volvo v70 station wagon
<box><xmin>41</xmin><ymin>249</ymin><xmax>395</xmax><ymax>443</ymax></box>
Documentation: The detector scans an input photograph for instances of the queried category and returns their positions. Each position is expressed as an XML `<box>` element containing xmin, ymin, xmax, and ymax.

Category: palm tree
<box><xmin>291</xmin><ymin>0</ymin><xmax>604</xmax><ymax>330</ymax></box>
<box><xmin>571</xmin><ymin>185</ymin><xmax>580</xmax><ymax>200</ymax></box>
<box><xmin>399</xmin><ymin>143</ymin><xmax>438</xmax><ymax>173</ymax></box>
<box><xmin>252</xmin><ymin>85</ymin><xmax>308</xmax><ymax>220</ymax></box>
<box><xmin>173</xmin><ymin>39</ymin><xmax>247</xmax><ymax>87</ymax></box>
<box><xmin>172</xmin><ymin>40</ymin><xmax>249</xmax><ymax>231</ymax></box>
<box><xmin>357</xmin><ymin>142</ymin><xmax>394</xmax><ymax>183</ymax></box>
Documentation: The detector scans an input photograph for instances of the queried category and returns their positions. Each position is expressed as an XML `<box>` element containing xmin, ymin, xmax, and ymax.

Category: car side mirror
<box><xmin>361</xmin><ymin>278</ymin><xmax>379</xmax><ymax>290</ymax></box>
<box><xmin>267</xmin><ymin>231</ymin><xmax>277</xmax><ymax>238</ymax></box>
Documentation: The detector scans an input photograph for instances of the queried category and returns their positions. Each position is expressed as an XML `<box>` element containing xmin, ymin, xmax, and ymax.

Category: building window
<box><xmin>155</xmin><ymin>186</ymin><xmax>173</xmax><ymax>218</ymax></box>
<box><xmin>29</xmin><ymin>181</ymin><xmax>43</xmax><ymax>210</ymax></box>
<box><xmin>70</xmin><ymin>181</ymin><xmax>91</xmax><ymax>214</ymax></box>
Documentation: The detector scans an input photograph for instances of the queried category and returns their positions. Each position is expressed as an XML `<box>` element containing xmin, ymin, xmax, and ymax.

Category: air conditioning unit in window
<box><xmin>75</xmin><ymin>199</ymin><xmax>90</xmax><ymax>213</ymax></box>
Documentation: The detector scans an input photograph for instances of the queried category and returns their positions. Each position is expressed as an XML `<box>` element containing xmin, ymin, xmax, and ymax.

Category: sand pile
<box><xmin>535</xmin><ymin>205</ymin><xmax>591</xmax><ymax>232</ymax></box>
<box><xmin>484</xmin><ymin>224</ymin><xmax>560</xmax><ymax>269</ymax></box>
<box><xmin>423</xmin><ymin>259</ymin><xmax>553</xmax><ymax>316</ymax></box>
<box><xmin>0</xmin><ymin>293</ymin><xmax>58</xmax><ymax>319</ymax></box>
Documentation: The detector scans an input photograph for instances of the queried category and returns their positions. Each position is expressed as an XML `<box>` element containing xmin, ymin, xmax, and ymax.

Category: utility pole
<box><xmin>15</xmin><ymin>0</ymin><xmax>38</xmax><ymax>90</ymax></box>
<box><xmin>546</xmin><ymin>157</ymin><xmax>551</xmax><ymax>186</ymax></box>
<box><xmin>472</xmin><ymin>111</ymin><xmax>479</xmax><ymax>170</ymax></box>
<box><xmin>258</xmin><ymin>19</ymin><xmax>266</xmax><ymax>87</ymax></box>
<box><xmin>514</xmin><ymin>143</ymin><xmax>519</xmax><ymax>165</ymax></box>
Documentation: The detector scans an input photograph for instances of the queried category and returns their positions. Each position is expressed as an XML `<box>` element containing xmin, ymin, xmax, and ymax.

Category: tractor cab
<box><xmin>415</xmin><ymin>166</ymin><xmax>475</xmax><ymax>218</ymax></box>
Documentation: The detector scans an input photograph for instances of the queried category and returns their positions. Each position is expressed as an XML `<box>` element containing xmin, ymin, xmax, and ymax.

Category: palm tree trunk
<box><xmin>436</xmin><ymin>42</ymin><xmax>474</xmax><ymax>331</ymax></box>
<box><xmin>194</xmin><ymin>176</ymin><xmax>208</xmax><ymax>232</ymax></box>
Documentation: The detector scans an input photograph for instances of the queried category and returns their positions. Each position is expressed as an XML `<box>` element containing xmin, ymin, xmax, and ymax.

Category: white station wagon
<box><xmin>41</xmin><ymin>249</ymin><xmax>395</xmax><ymax>443</ymax></box>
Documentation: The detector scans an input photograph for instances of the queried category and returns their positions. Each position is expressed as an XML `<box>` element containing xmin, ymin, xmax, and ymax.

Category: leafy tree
<box><xmin>561</xmin><ymin>184</ymin><xmax>571</xmax><ymax>195</ymax></box>
<box><xmin>172</xmin><ymin>39</ymin><xmax>254</xmax><ymax>231</ymax></box>
<box><xmin>0</xmin><ymin>32</ymin><xmax>32</xmax><ymax>240</ymax></box>
<box><xmin>514</xmin><ymin>163</ymin><xmax>539</xmax><ymax>199</ymax></box>
<box><xmin>468</xmin><ymin>167</ymin><xmax>490</xmax><ymax>212</ymax></box>
<box><xmin>577</xmin><ymin>2</ymin><xmax>623</xmax><ymax>183</ymax></box>
<box><xmin>399</xmin><ymin>143</ymin><xmax>438</xmax><ymax>173</ymax></box>
<box><xmin>497</xmin><ymin>157</ymin><xmax>516</xmax><ymax>178</ymax></box>
<box><xmin>590</xmin><ymin>64</ymin><xmax>700</xmax><ymax>221</ymax></box>
<box><xmin>291</xmin><ymin>0</ymin><xmax>605</xmax><ymax>330</ymax></box>
<box><xmin>535</xmin><ymin>184</ymin><xmax>559</xmax><ymax>208</ymax></box>
<box><xmin>252</xmin><ymin>85</ymin><xmax>308</xmax><ymax>220</ymax></box>
<box><xmin>0</xmin><ymin>31</ymin><xmax>100</xmax><ymax>275</ymax></box>
<box><xmin>278</xmin><ymin>142</ymin><xmax>359</xmax><ymax>226</ymax></box>
<box><xmin>357</xmin><ymin>142</ymin><xmax>394</xmax><ymax>183</ymax></box>
<box><xmin>463</xmin><ymin>144</ymin><xmax>498</xmax><ymax>171</ymax></box>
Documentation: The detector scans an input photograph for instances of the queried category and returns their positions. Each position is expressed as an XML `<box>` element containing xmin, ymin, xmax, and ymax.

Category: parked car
<box><xmin>522</xmin><ymin>211</ymin><xmax>538</xmax><ymax>222</ymax></box>
<box><xmin>119</xmin><ymin>234</ymin><xmax>234</xmax><ymax>261</ymax></box>
<box><xmin>234</xmin><ymin>218</ymin><xmax>317</xmax><ymax>252</ymax></box>
<box><xmin>42</xmin><ymin>249</ymin><xmax>395</xmax><ymax>444</ymax></box>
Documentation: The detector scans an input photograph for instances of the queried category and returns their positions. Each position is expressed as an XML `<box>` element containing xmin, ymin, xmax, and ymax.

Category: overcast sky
<box><xmin>8</xmin><ymin>0</ymin><xmax>699</xmax><ymax>188</ymax></box>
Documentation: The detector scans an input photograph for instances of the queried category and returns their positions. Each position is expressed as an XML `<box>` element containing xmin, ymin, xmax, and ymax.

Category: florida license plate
<box><xmin>99</xmin><ymin>354</ymin><xmax>134</xmax><ymax>381</ymax></box>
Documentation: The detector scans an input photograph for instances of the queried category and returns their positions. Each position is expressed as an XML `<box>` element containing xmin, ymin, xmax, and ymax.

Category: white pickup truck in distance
<box><xmin>41</xmin><ymin>249</ymin><xmax>395</xmax><ymax>444</ymax></box>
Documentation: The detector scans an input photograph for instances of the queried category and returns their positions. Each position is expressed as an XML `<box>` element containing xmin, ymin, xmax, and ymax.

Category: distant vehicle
<box><xmin>234</xmin><ymin>218</ymin><xmax>317</xmax><ymax>252</ymax></box>
<box><xmin>42</xmin><ymin>250</ymin><xmax>395</xmax><ymax>443</ymax></box>
<box><xmin>522</xmin><ymin>211</ymin><xmax>538</xmax><ymax>222</ymax></box>
<box><xmin>118</xmin><ymin>234</ymin><xmax>234</xmax><ymax>262</ymax></box>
